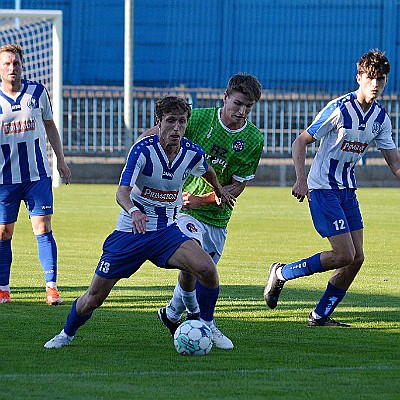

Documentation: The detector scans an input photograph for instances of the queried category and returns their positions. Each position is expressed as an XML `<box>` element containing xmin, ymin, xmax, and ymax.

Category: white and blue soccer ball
<box><xmin>173</xmin><ymin>319</ymin><xmax>213</xmax><ymax>356</ymax></box>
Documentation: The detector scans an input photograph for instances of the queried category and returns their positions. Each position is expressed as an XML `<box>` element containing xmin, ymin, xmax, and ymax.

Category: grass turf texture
<box><xmin>1</xmin><ymin>185</ymin><xmax>399</xmax><ymax>400</ymax></box>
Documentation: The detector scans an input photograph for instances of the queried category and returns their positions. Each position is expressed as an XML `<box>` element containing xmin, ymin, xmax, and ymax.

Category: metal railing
<box><xmin>62</xmin><ymin>87</ymin><xmax>400</xmax><ymax>158</ymax></box>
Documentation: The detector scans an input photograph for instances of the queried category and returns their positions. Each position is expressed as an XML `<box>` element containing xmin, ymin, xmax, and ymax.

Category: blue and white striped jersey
<box><xmin>0</xmin><ymin>79</ymin><xmax>53</xmax><ymax>184</ymax></box>
<box><xmin>116</xmin><ymin>135</ymin><xmax>208</xmax><ymax>232</ymax></box>
<box><xmin>307</xmin><ymin>92</ymin><xmax>396</xmax><ymax>190</ymax></box>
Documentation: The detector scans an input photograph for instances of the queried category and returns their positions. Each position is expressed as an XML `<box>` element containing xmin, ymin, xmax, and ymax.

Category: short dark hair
<box><xmin>357</xmin><ymin>49</ymin><xmax>390</xmax><ymax>77</ymax></box>
<box><xmin>226</xmin><ymin>73</ymin><xmax>262</xmax><ymax>102</ymax></box>
<box><xmin>155</xmin><ymin>95</ymin><xmax>192</xmax><ymax>121</ymax></box>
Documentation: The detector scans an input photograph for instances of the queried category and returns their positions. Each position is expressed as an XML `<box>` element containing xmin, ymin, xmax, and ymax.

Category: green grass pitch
<box><xmin>1</xmin><ymin>185</ymin><xmax>399</xmax><ymax>399</ymax></box>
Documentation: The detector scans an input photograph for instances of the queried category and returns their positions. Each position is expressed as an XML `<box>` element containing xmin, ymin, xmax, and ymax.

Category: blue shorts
<box><xmin>309</xmin><ymin>189</ymin><xmax>363</xmax><ymax>238</ymax></box>
<box><xmin>0</xmin><ymin>177</ymin><xmax>53</xmax><ymax>224</ymax></box>
<box><xmin>95</xmin><ymin>224</ymin><xmax>192</xmax><ymax>279</ymax></box>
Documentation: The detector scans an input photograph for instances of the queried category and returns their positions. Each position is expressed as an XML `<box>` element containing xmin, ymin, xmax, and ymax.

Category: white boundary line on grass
<box><xmin>1</xmin><ymin>365</ymin><xmax>399</xmax><ymax>379</ymax></box>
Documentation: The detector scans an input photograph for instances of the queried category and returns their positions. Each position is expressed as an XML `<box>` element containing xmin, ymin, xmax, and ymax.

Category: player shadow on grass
<box><xmin>10</xmin><ymin>284</ymin><xmax>400</xmax><ymax>327</ymax></box>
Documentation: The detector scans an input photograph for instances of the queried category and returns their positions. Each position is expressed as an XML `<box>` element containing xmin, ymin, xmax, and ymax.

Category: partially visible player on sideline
<box><xmin>44</xmin><ymin>95</ymin><xmax>235</xmax><ymax>349</ymax></box>
<box><xmin>264</xmin><ymin>50</ymin><xmax>400</xmax><ymax>326</ymax></box>
<box><xmin>137</xmin><ymin>73</ymin><xmax>263</xmax><ymax>349</ymax></box>
<box><xmin>0</xmin><ymin>43</ymin><xmax>71</xmax><ymax>305</ymax></box>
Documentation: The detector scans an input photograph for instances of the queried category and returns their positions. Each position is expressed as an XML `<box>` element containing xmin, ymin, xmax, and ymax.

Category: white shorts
<box><xmin>176</xmin><ymin>213</ymin><xmax>227</xmax><ymax>265</ymax></box>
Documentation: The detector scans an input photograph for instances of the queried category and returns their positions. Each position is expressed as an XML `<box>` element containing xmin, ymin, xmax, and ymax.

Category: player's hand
<box><xmin>131</xmin><ymin>210</ymin><xmax>149</xmax><ymax>234</ymax></box>
<box><xmin>214</xmin><ymin>186</ymin><xmax>236</xmax><ymax>210</ymax></box>
<box><xmin>57</xmin><ymin>160</ymin><xmax>72</xmax><ymax>184</ymax></box>
<box><xmin>292</xmin><ymin>179</ymin><xmax>309</xmax><ymax>202</ymax></box>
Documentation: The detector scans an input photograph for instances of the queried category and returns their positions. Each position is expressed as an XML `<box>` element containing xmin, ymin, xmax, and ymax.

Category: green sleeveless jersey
<box><xmin>183</xmin><ymin>107</ymin><xmax>263</xmax><ymax>228</ymax></box>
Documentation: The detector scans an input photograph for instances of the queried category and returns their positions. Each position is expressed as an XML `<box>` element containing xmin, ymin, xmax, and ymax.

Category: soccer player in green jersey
<box><xmin>137</xmin><ymin>73</ymin><xmax>263</xmax><ymax>349</ymax></box>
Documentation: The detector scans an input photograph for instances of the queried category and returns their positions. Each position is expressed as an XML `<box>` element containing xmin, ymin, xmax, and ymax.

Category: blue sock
<box><xmin>64</xmin><ymin>299</ymin><xmax>93</xmax><ymax>336</ymax></box>
<box><xmin>281</xmin><ymin>253</ymin><xmax>324</xmax><ymax>280</ymax></box>
<box><xmin>196</xmin><ymin>281</ymin><xmax>220</xmax><ymax>323</ymax></box>
<box><xmin>0</xmin><ymin>239</ymin><xmax>12</xmax><ymax>286</ymax></box>
<box><xmin>314</xmin><ymin>282</ymin><xmax>347</xmax><ymax>318</ymax></box>
<box><xmin>36</xmin><ymin>231</ymin><xmax>57</xmax><ymax>284</ymax></box>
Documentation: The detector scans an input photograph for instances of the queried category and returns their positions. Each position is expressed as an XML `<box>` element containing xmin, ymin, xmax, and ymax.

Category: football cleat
<box><xmin>44</xmin><ymin>330</ymin><xmax>74</xmax><ymax>349</ymax></box>
<box><xmin>0</xmin><ymin>289</ymin><xmax>11</xmax><ymax>304</ymax></box>
<box><xmin>209</xmin><ymin>321</ymin><xmax>234</xmax><ymax>350</ymax></box>
<box><xmin>307</xmin><ymin>312</ymin><xmax>350</xmax><ymax>327</ymax></box>
<box><xmin>157</xmin><ymin>306</ymin><xmax>181</xmax><ymax>336</ymax></box>
<box><xmin>264</xmin><ymin>262</ymin><xmax>286</xmax><ymax>309</ymax></box>
<box><xmin>46</xmin><ymin>287</ymin><xmax>63</xmax><ymax>305</ymax></box>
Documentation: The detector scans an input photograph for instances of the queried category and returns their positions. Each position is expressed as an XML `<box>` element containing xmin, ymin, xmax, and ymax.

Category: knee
<box><xmin>350</xmin><ymin>253</ymin><xmax>364</xmax><ymax>272</ymax></box>
<box><xmin>0</xmin><ymin>232</ymin><xmax>13</xmax><ymax>241</ymax></box>
<box><xmin>335</xmin><ymin>252</ymin><xmax>364</xmax><ymax>271</ymax></box>
<box><xmin>334</xmin><ymin>249</ymin><xmax>356</xmax><ymax>268</ymax></box>
<box><xmin>0</xmin><ymin>225</ymin><xmax>14</xmax><ymax>241</ymax></box>
<box><xmin>32</xmin><ymin>216</ymin><xmax>52</xmax><ymax>235</ymax></box>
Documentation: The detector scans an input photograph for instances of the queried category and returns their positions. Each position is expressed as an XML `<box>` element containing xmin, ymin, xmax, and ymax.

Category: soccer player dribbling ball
<box><xmin>264</xmin><ymin>49</ymin><xmax>400</xmax><ymax>326</ymax></box>
<box><xmin>44</xmin><ymin>95</ymin><xmax>235</xmax><ymax>349</ymax></box>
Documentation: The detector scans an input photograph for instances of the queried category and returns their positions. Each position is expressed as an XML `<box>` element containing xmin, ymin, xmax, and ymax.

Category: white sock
<box><xmin>0</xmin><ymin>285</ymin><xmax>10</xmax><ymax>292</ymax></box>
<box><xmin>181</xmin><ymin>288</ymin><xmax>200</xmax><ymax>314</ymax></box>
<box><xmin>166</xmin><ymin>283</ymin><xmax>186</xmax><ymax>321</ymax></box>
<box><xmin>276</xmin><ymin>267</ymin><xmax>286</xmax><ymax>281</ymax></box>
<box><xmin>312</xmin><ymin>310</ymin><xmax>322</xmax><ymax>319</ymax></box>
<box><xmin>46</xmin><ymin>281</ymin><xmax>57</xmax><ymax>289</ymax></box>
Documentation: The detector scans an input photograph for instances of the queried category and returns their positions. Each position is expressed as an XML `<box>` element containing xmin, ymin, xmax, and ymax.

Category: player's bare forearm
<box><xmin>291</xmin><ymin>131</ymin><xmax>314</xmax><ymax>202</ymax></box>
<box><xmin>182</xmin><ymin>178</ymin><xmax>245</xmax><ymax>210</ymax></box>
<box><xmin>198</xmin><ymin>179</ymin><xmax>246</xmax><ymax>200</ymax></box>
<box><xmin>116</xmin><ymin>185</ymin><xmax>148</xmax><ymax>233</ymax></box>
<box><xmin>44</xmin><ymin>119</ymin><xmax>64</xmax><ymax>159</ymax></box>
<box><xmin>223</xmin><ymin>179</ymin><xmax>247</xmax><ymax>197</ymax></box>
<box><xmin>44</xmin><ymin>119</ymin><xmax>72</xmax><ymax>184</ymax></box>
<box><xmin>382</xmin><ymin>148</ymin><xmax>400</xmax><ymax>180</ymax></box>
<box><xmin>116</xmin><ymin>185</ymin><xmax>135</xmax><ymax>212</ymax></box>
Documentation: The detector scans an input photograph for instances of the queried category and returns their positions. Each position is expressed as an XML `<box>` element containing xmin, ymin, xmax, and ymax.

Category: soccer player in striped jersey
<box><xmin>138</xmin><ymin>74</ymin><xmax>263</xmax><ymax>349</ymax></box>
<box><xmin>264</xmin><ymin>50</ymin><xmax>400</xmax><ymax>326</ymax></box>
<box><xmin>0</xmin><ymin>44</ymin><xmax>71</xmax><ymax>305</ymax></box>
<box><xmin>44</xmin><ymin>96</ymin><xmax>235</xmax><ymax>349</ymax></box>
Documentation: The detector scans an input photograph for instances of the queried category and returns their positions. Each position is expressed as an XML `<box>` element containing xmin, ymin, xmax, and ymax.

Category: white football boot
<box><xmin>209</xmin><ymin>321</ymin><xmax>234</xmax><ymax>350</ymax></box>
<box><xmin>44</xmin><ymin>329</ymin><xmax>74</xmax><ymax>349</ymax></box>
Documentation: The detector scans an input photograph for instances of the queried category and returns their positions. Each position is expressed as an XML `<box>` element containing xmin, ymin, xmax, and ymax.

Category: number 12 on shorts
<box><xmin>333</xmin><ymin>219</ymin><xmax>346</xmax><ymax>231</ymax></box>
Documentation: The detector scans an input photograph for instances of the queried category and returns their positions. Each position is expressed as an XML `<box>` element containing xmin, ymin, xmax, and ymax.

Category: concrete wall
<box><xmin>66</xmin><ymin>158</ymin><xmax>399</xmax><ymax>187</ymax></box>
<box><xmin>251</xmin><ymin>162</ymin><xmax>399</xmax><ymax>188</ymax></box>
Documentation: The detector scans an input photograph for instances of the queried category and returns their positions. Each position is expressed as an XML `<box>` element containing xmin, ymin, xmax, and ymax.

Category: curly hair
<box><xmin>357</xmin><ymin>49</ymin><xmax>390</xmax><ymax>77</ymax></box>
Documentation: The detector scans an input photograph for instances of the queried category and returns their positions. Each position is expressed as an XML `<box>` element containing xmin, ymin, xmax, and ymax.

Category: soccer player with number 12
<box><xmin>264</xmin><ymin>50</ymin><xmax>400</xmax><ymax>326</ymax></box>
